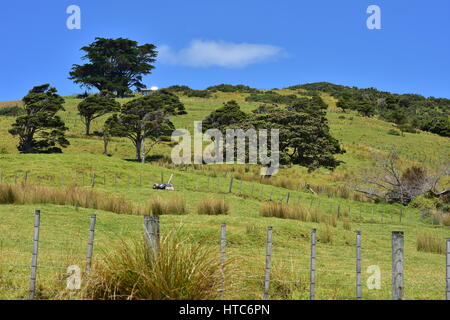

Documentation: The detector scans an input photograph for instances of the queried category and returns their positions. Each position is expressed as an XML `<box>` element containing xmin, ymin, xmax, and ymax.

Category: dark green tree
<box><xmin>249</xmin><ymin>105</ymin><xmax>345</xmax><ymax>171</ymax></box>
<box><xmin>355</xmin><ymin>101</ymin><xmax>376</xmax><ymax>117</ymax></box>
<box><xmin>107</xmin><ymin>90</ymin><xmax>186</xmax><ymax>161</ymax></box>
<box><xmin>9</xmin><ymin>84</ymin><xmax>69</xmax><ymax>154</ymax></box>
<box><xmin>77</xmin><ymin>95</ymin><xmax>121</xmax><ymax>135</ymax></box>
<box><xmin>202</xmin><ymin>100</ymin><xmax>248</xmax><ymax>132</ymax></box>
<box><xmin>69</xmin><ymin>38</ymin><xmax>158</xmax><ymax>97</ymax></box>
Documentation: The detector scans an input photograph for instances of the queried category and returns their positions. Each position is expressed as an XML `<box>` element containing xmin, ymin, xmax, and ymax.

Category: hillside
<box><xmin>0</xmin><ymin>84</ymin><xmax>449</xmax><ymax>300</ymax></box>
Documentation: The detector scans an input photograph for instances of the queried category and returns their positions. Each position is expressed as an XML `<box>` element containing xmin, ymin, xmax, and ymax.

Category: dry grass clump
<box><xmin>197</xmin><ymin>198</ymin><xmax>231</xmax><ymax>215</ymax></box>
<box><xmin>149</xmin><ymin>196</ymin><xmax>187</xmax><ymax>215</ymax></box>
<box><xmin>0</xmin><ymin>182</ymin><xmax>145</xmax><ymax>215</ymax></box>
<box><xmin>343</xmin><ymin>218</ymin><xmax>352</xmax><ymax>231</ymax></box>
<box><xmin>259</xmin><ymin>202</ymin><xmax>336</xmax><ymax>227</ymax></box>
<box><xmin>417</xmin><ymin>233</ymin><xmax>444</xmax><ymax>255</ymax></box>
<box><xmin>319</xmin><ymin>226</ymin><xmax>334</xmax><ymax>244</ymax></box>
<box><xmin>0</xmin><ymin>182</ymin><xmax>190</xmax><ymax>216</ymax></box>
<box><xmin>78</xmin><ymin>234</ymin><xmax>225</xmax><ymax>300</ymax></box>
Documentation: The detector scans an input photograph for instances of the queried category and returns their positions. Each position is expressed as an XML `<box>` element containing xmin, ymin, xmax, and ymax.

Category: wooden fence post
<box><xmin>263</xmin><ymin>227</ymin><xmax>273</xmax><ymax>300</ymax></box>
<box><xmin>91</xmin><ymin>174</ymin><xmax>95</xmax><ymax>187</ymax></box>
<box><xmin>29</xmin><ymin>210</ymin><xmax>41</xmax><ymax>300</ymax></box>
<box><xmin>144</xmin><ymin>215</ymin><xmax>160</xmax><ymax>254</ymax></box>
<box><xmin>310</xmin><ymin>229</ymin><xmax>317</xmax><ymax>300</ymax></box>
<box><xmin>228</xmin><ymin>177</ymin><xmax>234</xmax><ymax>193</ymax></box>
<box><xmin>220</xmin><ymin>223</ymin><xmax>227</xmax><ymax>300</ymax></box>
<box><xmin>286</xmin><ymin>193</ymin><xmax>290</xmax><ymax>204</ymax></box>
<box><xmin>392</xmin><ymin>231</ymin><xmax>404</xmax><ymax>300</ymax></box>
<box><xmin>337</xmin><ymin>205</ymin><xmax>341</xmax><ymax>219</ymax></box>
<box><xmin>356</xmin><ymin>231</ymin><xmax>362</xmax><ymax>300</ymax></box>
<box><xmin>446</xmin><ymin>238</ymin><xmax>450</xmax><ymax>300</ymax></box>
<box><xmin>85</xmin><ymin>214</ymin><xmax>97</xmax><ymax>274</ymax></box>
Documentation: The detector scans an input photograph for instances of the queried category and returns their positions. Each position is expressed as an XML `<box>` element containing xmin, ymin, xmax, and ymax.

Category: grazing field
<box><xmin>0</xmin><ymin>90</ymin><xmax>449</xmax><ymax>300</ymax></box>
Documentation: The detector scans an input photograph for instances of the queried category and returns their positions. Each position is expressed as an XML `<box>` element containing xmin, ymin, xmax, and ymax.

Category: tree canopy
<box><xmin>69</xmin><ymin>38</ymin><xmax>158</xmax><ymax>97</ymax></box>
<box><xmin>106</xmin><ymin>90</ymin><xmax>186</xmax><ymax>161</ymax></box>
<box><xmin>9</xmin><ymin>84</ymin><xmax>69</xmax><ymax>154</ymax></box>
<box><xmin>77</xmin><ymin>95</ymin><xmax>120</xmax><ymax>135</ymax></box>
<box><xmin>202</xmin><ymin>99</ymin><xmax>345</xmax><ymax>172</ymax></box>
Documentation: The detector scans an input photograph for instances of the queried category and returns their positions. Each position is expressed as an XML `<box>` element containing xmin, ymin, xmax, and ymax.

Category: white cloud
<box><xmin>158</xmin><ymin>40</ymin><xmax>282</xmax><ymax>68</ymax></box>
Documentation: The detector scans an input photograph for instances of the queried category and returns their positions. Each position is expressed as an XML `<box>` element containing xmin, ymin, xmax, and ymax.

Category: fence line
<box><xmin>1</xmin><ymin>209</ymin><xmax>450</xmax><ymax>300</ymax></box>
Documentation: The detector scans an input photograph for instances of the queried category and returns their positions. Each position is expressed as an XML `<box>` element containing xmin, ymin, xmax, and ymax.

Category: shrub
<box><xmin>79</xmin><ymin>234</ymin><xmax>224</xmax><ymax>300</ymax></box>
<box><xmin>387</xmin><ymin>129</ymin><xmax>401</xmax><ymax>136</ymax></box>
<box><xmin>417</xmin><ymin>234</ymin><xmax>444</xmax><ymax>255</ymax></box>
<box><xmin>0</xmin><ymin>106</ymin><xmax>23</xmax><ymax>116</ymax></box>
<box><xmin>149</xmin><ymin>196</ymin><xmax>187</xmax><ymax>215</ymax></box>
<box><xmin>197</xmin><ymin>198</ymin><xmax>231</xmax><ymax>215</ymax></box>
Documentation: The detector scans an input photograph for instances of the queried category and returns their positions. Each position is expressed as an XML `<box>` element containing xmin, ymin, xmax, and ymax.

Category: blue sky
<box><xmin>0</xmin><ymin>0</ymin><xmax>449</xmax><ymax>100</ymax></box>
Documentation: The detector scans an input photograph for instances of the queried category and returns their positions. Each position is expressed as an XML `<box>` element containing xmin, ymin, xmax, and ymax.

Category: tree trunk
<box><xmin>103</xmin><ymin>136</ymin><xmax>109</xmax><ymax>156</ymax></box>
<box><xmin>135</xmin><ymin>139</ymin><xmax>142</xmax><ymax>162</ymax></box>
<box><xmin>85</xmin><ymin>119</ymin><xmax>91</xmax><ymax>136</ymax></box>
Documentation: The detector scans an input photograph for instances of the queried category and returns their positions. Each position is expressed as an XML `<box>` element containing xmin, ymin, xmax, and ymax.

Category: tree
<box><xmin>355</xmin><ymin>101</ymin><xmax>376</xmax><ymax>117</ymax></box>
<box><xmin>9</xmin><ymin>84</ymin><xmax>69</xmax><ymax>154</ymax></box>
<box><xmin>69</xmin><ymin>38</ymin><xmax>158</xmax><ymax>97</ymax></box>
<box><xmin>77</xmin><ymin>95</ymin><xmax>120</xmax><ymax>135</ymax></box>
<box><xmin>351</xmin><ymin>153</ymin><xmax>450</xmax><ymax>205</ymax></box>
<box><xmin>202</xmin><ymin>100</ymin><xmax>248</xmax><ymax>132</ymax></box>
<box><xmin>336</xmin><ymin>99</ymin><xmax>351</xmax><ymax>113</ymax></box>
<box><xmin>107</xmin><ymin>90</ymin><xmax>186</xmax><ymax>161</ymax></box>
<box><xmin>249</xmin><ymin>105</ymin><xmax>345</xmax><ymax>171</ymax></box>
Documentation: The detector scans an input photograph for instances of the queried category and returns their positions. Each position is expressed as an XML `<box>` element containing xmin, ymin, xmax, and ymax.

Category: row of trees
<box><xmin>290</xmin><ymin>82</ymin><xmax>450</xmax><ymax>137</ymax></box>
<box><xmin>9</xmin><ymin>85</ymin><xmax>186</xmax><ymax>162</ymax></box>
<box><xmin>202</xmin><ymin>97</ymin><xmax>345</xmax><ymax>172</ymax></box>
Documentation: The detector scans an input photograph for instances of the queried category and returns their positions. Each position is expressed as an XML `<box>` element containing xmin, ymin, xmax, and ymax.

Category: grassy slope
<box><xmin>0</xmin><ymin>91</ymin><xmax>449</xmax><ymax>300</ymax></box>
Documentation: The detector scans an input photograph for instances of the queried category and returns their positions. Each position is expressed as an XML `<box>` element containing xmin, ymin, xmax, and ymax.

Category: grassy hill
<box><xmin>0</xmin><ymin>87</ymin><xmax>449</xmax><ymax>300</ymax></box>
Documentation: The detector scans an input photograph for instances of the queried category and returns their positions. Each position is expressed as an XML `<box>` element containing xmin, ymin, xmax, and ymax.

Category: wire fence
<box><xmin>1</xmin><ymin>209</ymin><xmax>449</xmax><ymax>300</ymax></box>
<box><xmin>0</xmin><ymin>169</ymin><xmax>438</xmax><ymax>229</ymax></box>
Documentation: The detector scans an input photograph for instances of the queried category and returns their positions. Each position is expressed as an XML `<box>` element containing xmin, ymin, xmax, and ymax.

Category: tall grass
<box><xmin>0</xmin><ymin>183</ymin><xmax>191</xmax><ymax>216</ymax></box>
<box><xmin>0</xmin><ymin>182</ymin><xmax>148</xmax><ymax>215</ymax></box>
<box><xmin>417</xmin><ymin>234</ymin><xmax>444</xmax><ymax>255</ymax></box>
<box><xmin>197</xmin><ymin>198</ymin><xmax>231</xmax><ymax>215</ymax></box>
<box><xmin>259</xmin><ymin>202</ymin><xmax>336</xmax><ymax>226</ymax></box>
<box><xmin>149</xmin><ymin>196</ymin><xmax>187</xmax><ymax>215</ymax></box>
<box><xmin>78</xmin><ymin>234</ymin><xmax>225</xmax><ymax>300</ymax></box>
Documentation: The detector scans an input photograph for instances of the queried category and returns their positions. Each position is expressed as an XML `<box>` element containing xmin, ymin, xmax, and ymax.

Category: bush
<box><xmin>79</xmin><ymin>234</ymin><xmax>224</xmax><ymax>300</ymax></box>
<box><xmin>0</xmin><ymin>106</ymin><xmax>23</xmax><ymax>116</ymax></box>
<box><xmin>387</xmin><ymin>129</ymin><xmax>401</xmax><ymax>136</ymax></box>
<box><xmin>149</xmin><ymin>196</ymin><xmax>187</xmax><ymax>215</ymax></box>
<box><xmin>197</xmin><ymin>198</ymin><xmax>231</xmax><ymax>215</ymax></box>
<box><xmin>417</xmin><ymin>234</ymin><xmax>444</xmax><ymax>255</ymax></box>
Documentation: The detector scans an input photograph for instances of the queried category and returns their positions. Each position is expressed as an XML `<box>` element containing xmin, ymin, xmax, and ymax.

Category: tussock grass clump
<box><xmin>417</xmin><ymin>234</ymin><xmax>444</xmax><ymax>255</ymax></box>
<box><xmin>319</xmin><ymin>226</ymin><xmax>333</xmax><ymax>244</ymax></box>
<box><xmin>149</xmin><ymin>196</ymin><xmax>187</xmax><ymax>215</ymax></box>
<box><xmin>343</xmin><ymin>218</ymin><xmax>352</xmax><ymax>231</ymax></box>
<box><xmin>197</xmin><ymin>198</ymin><xmax>230</xmax><ymax>215</ymax></box>
<box><xmin>80</xmin><ymin>234</ymin><xmax>224</xmax><ymax>300</ymax></box>
<box><xmin>0</xmin><ymin>182</ymin><xmax>146</xmax><ymax>215</ymax></box>
<box><xmin>260</xmin><ymin>202</ymin><xmax>336</xmax><ymax>227</ymax></box>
